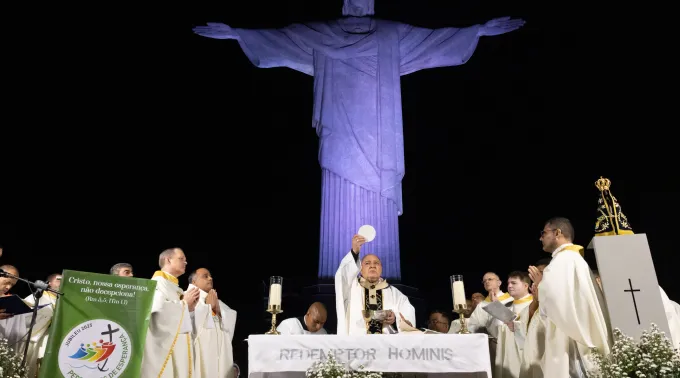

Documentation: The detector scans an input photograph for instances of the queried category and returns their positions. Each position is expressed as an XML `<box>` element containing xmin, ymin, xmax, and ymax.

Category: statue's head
<box><xmin>342</xmin><ymin>0</ymin><xmax>374</xmax><ymax>17</ymax></box>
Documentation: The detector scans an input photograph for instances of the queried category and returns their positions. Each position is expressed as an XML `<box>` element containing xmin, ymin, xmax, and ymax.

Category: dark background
<box><xmin>0</xmin><ymin>0</ymin><xmax>674</xmax><ymax>372</ymax></box>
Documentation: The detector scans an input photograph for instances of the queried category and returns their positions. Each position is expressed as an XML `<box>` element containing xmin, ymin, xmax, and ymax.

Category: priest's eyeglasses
<box><xmin>428</xmin><ymin>319</ymin><xmax>448</xmax><ymax>326</ymax></box>
<box><xmin>540</xmin><ymin>228</ymin><xmax>556</xmax><ymax>236</ymax></box>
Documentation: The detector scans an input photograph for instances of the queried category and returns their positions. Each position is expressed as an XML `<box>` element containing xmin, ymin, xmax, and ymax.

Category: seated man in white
<box><xmin>335</xmin><ymin>234</ymin><xmax>416</xmax><ymax>335</ymax></box>
<box><xmin>427</xmin><ymin>310</ymin><xmax>451</xmax><ymax>333</ymax></box>
<box><xmin>277</xmin><ymin>302</ymin><xmax>327</xmax><ymax>335</ymax></box>
<box><xmin>187</xmin><ymin>268</ymin><xmax>237</xmax><ymax>378</ymax></box>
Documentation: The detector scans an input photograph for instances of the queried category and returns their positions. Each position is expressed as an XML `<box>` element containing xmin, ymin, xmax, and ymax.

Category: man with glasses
<box><xmin>427</xmin><ymin>310</ymin><xmax>452</xmax><ymax>333</ymax></box>
<box><xmin>466</xmin><ymin>272</ymin><xmax>513</xmax><ymax>337</ymax></box>
<box><xmin>527</xmin><ymin>217</ymin><xmax>609</xmax><ymax>378</ymax></box>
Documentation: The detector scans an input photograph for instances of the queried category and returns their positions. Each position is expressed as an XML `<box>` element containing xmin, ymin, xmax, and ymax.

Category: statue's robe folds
<box><xmin>224</xmin><ymin>19</ymin><xmax>482</xmax><ymax>279</ymax></box>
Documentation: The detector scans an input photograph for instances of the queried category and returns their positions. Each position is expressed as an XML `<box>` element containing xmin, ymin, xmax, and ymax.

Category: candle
<box><xmin>452</xmin><ymin>281</ymin><xmax>466</xmax><ymax>306</ymax></box>
<box><xmin>269</xmin><ymin>283</ymin><xmax>282</xmax><ymax>307</ymax></box>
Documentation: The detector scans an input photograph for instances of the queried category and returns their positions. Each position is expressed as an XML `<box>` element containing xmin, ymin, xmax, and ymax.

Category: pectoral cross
<box><xmin>623</xmin><ymin>278</ymin><xmax>641</xmax><ymax>324</ymax></box>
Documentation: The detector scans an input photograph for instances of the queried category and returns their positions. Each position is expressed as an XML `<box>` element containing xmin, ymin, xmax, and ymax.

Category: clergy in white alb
<box><xmin>18</xmin><ymin>273</ymin><xmax>62</xmax><ymax>378</ymax></box>
<box><xmin>537</xmin><ymin>217</ymin><xmax>610</xmax><ymax>378</ymax></box>
<box><xmin>277</xmin><ymin>302</ymin><xmax>328</xmax><ymax>335</ymax></box>
<box><xmin>188</xmin><ymin>268</ymin><xmax>238</xmax><ymax>378</ymax></box>
<box><xmin>513</xmin><ymin>280</ymin><xmax>545</xmax><ymax>378</ymax></box>
<box><xmin>0</xmin><ymin>265</ymin><xmax>29</xmax><ymax>354</ymax></box>
<box><xmin>466</xmin><ymin>272</ymin><xmax>514</xmax><ymax>338</ymax></box>
<box><xmin>493</xmin><ymin>271</ymin><xmax>533</xmax><ymax>378</ymax></box>
<box><xmin>141</xmin><ymin>248</ymin><xmax>201</xmax><ymax>378</ymax></box>
<box><xmin>335</xmin><ymin>234</ymin><xmax>416</xmax><ymax>335</ymax></box>
<box><xmin>658</xmin><ymin>286</ymin><xmax>680</xmax><ymax>349</ymax></box>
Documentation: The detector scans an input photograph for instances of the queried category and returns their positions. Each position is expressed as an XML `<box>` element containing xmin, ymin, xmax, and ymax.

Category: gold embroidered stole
<box><xmin>358</xmin><ymin>277</ymin><xmax>389</xmax><ymax>334</ymax></box>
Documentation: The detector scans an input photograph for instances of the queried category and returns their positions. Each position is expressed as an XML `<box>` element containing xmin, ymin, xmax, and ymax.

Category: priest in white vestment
<box><xmin>494</xmin><ymin>271</ymin><xmax>533</xmax><ymax>378</ymax></box>
<box><xmin>536</xmin><ymin>217</ymin><xmax>610</xmax><ymax>378</ymax></box>
<box><xmin>514</xmin><ymin>281</ymin><xmax>545</xmax><ymax>378</ymax></box>
<box><xmin>0</xmin><ymin>265</ymin><xmax>29</xmax><ymax>353</ymax></box>
<box><xmin>278</xmin><ymin>302</ymin><xmax>328</xmax><ymax>335</ymax></box>
<box><xmin>19</xmin><ymin>273</ymin><xmax>61</xmax><ymax>378</ymax></box>
<box><xmin>141</xmin><ymin>248</ymin><xmax>201</xmax><ymax>378</ymax></box>
<box><xmin>335</xmin><ymin>234</ymin><xmax>416</xmax><ymax>335</ymax></box>
<box><xmin>187</xmin><ymin>268</ymin><xmax>238</xmax><ymax>378</ymax></box>
<box><xmin>466</xmin><ymin>272</ymin><xmax>514</xmax><ymax>337</ymax></box>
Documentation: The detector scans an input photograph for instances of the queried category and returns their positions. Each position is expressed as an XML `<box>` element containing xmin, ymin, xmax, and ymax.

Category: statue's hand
<box><xmin>193</xmin><ymin>22</ymin><xmax>236</xmax><ymax>40</ymax></box>
<box><xmin>479</xmin><ymin>17</ymin><xmax>525</xmax><ymax>37</ymax></box>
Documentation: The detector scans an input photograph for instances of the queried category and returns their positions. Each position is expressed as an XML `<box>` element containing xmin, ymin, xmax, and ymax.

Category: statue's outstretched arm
<box><xmin>193</xmin><ymin>22</ymin><xmax>314</xmax><ymax>75</ymax></box>
<box><xmin>399</xmin><ymin>17</ymin><xmax>525</xmax><ymax>76</ymax></box>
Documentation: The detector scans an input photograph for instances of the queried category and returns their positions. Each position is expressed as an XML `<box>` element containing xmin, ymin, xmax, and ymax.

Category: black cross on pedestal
<box><xmin>624</xmin><ymin>278</ymin><xmax>641</xmax><ymax>325</ymax></box>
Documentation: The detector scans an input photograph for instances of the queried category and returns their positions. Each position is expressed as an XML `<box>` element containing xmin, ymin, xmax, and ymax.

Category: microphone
<box><xmin>32</xmin><ymin>280</ymin><xmax>49</xmax><ymax>291</ymax></box>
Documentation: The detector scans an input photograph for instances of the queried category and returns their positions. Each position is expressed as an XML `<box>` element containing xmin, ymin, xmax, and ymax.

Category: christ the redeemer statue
<box><xmin>194</xmin><ymin>0</ymin><xmax>524</xmax><ymax>280</ymax></box>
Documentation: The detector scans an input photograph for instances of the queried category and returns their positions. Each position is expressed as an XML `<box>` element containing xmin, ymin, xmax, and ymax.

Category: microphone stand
<box><xmin>0</xmin><ymin>269</ymin><xmax>64</xmax><ymax>367</ymax></box>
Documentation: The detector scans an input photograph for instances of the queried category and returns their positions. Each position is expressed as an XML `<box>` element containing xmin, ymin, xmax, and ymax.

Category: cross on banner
<box><xmin>101</xmin><ymin>323</ymin><xmax>120</xmax><ymax>343</ymax></box>
<box><xmin>624</xmin><ymin>278</ymin><xmax>641</xmax><ymax>325</ymax></box>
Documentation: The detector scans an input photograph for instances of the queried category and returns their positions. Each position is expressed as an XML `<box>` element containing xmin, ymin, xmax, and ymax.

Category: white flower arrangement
<box><xmin>0</xmin><ymin>337</ymin><xmax>27</xmax><ymax>378</ymax></box>
<box><xmin>305</xmin><ymin>352</ymin><xmax>383</xmax><ymax>378</ymax></box>
<box><xmin>590</xmin><ymin>323</ymin><xmax>680</xmax><ymax>378</ymax></box>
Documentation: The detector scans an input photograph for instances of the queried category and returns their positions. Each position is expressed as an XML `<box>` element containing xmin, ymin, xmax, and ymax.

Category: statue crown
<box><xmin>595</xmin><ymin>176</ymin><xmax>611</xmax><ymax>192</ymax></box>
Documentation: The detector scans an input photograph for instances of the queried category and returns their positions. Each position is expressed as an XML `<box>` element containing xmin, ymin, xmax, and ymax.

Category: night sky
<box><xmin>1</xmin><ymin>0</ymin><xmax>674</xmax><ymax>371</ymax></box>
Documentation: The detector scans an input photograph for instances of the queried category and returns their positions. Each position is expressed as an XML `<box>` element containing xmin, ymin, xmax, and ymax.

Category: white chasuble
<box><xmin>141</xmin><ymin>271</ymin><xmax>194</xmax><ymax>378</ymax></box>
<box><xmin>0</xmin><ymin>309</ymin><xmax>29</xmax><ymax>355</ymax></box>
<box><xmin>539</xmin><ymin>244</ymin><xmax>610</xmax><ymax>378</ymax></box>
<box><xmin>19</xmin><ymin>292</ymin><xmax>58</xmax><ymax>378</ymax></box>
<box><xmin>277</xmin><ymin>317</ymin><xmax>327</xmax><ymax>335</ymax></box>
<box><xmin>335</xmin><ymin>251</ymin><xmax>415</xmax><ymax>335</ymax></box>
<box><xmin>188</xmin><ymin>284</ymin><xmax>237</xmax><ymax>378</ymax></box>
<box><xmin>516</xmin><ymin>304</ymin><xmax>547</xmax><ymax>378</ymax></box>
<box><xmin>494</xmin><ymin>294</ymin><xmax>533</xmax><ymax>378</ymax></box>
<box><xmin>659</xmin><ymin>286</ymin><xmax>680</xmax><ymax>349</ymax></box>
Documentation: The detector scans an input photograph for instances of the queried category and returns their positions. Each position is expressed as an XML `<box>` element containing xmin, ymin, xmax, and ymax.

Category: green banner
<box><xmin>40</xmin><ymin>270</ymin><xmax>157</xmax><ymax>378</ymax></box>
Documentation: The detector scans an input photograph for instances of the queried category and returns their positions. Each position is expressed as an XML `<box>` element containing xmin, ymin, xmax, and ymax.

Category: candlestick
<box><xmin>265</xmin><ymin>276</ymin><xmax>283</xmax><ymax>335</ymax></box>
<box><xmin>450</xmin><ymin>275</ymin><xmax>470</xmax><ymax>334</ymax></box>
<box><xmin>269</xmin><ymin>283</ymin><xmax>282</xmax><ymax>307</ymax></box>
<box><xmin>450</xmin><ymin>275</ymin><xmax>466</xmax><ymax>306</ymax></box>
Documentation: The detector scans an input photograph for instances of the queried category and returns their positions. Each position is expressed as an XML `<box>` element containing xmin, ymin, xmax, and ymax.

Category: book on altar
<box><xmin>0</xmin><ymin>295</ymin><xmax>49</xmax><ymax>315</ymax></box>
<box><xmin>481</xmin><ymin>300</ymin><xmax>517</xmax><ymax>323</ymax></box>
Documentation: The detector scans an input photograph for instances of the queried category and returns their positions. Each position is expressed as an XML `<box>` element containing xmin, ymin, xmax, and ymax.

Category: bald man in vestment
<box><xmin>141</xmin><ymin>248</ymin><xmax>200</xmax><ymax>378</ymax></box>
<box><xmin>335</xmin><ymin>234</ymin><xmax>415</xmax><ymax>335</ymax></box>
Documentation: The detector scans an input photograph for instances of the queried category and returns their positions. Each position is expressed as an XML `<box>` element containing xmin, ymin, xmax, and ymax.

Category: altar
<box><xmin>248</xmin><ymin>334</ymin><xmax>492</xmax><ymax>378</ymax></box>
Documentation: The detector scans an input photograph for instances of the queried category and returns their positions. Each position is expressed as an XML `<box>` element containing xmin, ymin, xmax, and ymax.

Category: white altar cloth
<box><xmin>248</xmin><ymin>334</ymin><xmax>491</xmax><ymax>378</ymax></box>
